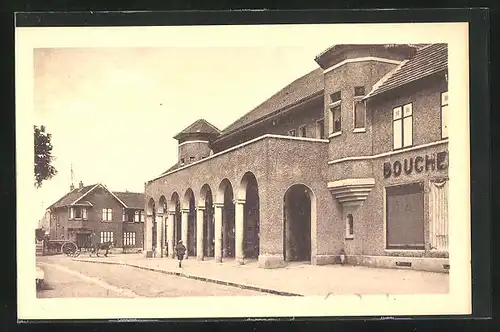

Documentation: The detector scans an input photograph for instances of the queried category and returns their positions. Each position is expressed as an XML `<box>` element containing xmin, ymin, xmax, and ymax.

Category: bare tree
<box><xmin>34</xmin><ymin>125</ymin><xmax>57</xmax><ymax>188</ymax></box>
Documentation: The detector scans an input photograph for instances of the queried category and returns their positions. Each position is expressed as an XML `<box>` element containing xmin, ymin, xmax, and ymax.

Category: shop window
<box><xmin>123</xmin><ymin>232</ymin><xmax>136</xmax><ymax>246</ymax></box>
<box><xmin>299</xmin><ymin>125</ymin><xmax>307</xmax><ymax>137</ymax></box>
<box><xmin>386</xmin><ymin>183</ymin><xmax>424</xmax><ymax>250</ymax></box>
<box><xmin>393</xmin><ymin>103</ymin><xmax>413</xmax><ymax>150</ymax></box>
<box><xmin>354</xmin><ymin>86</ymin><xmax>365</xmax><ymax>97</ymax></box>
<box><xmin>316</xmin><ymin>118</ymin><xmax>325</xmax><ymax>139</ymax></box>
<box><xmin>441</xmin><ymin>91</ymin><xmax>449</xmax><ymax>138</ymax></box>
<box><xmin>346</xmin><ymin>214</ymin><xmax>354</xmax><ymax>239</ymax></box>
<box><xmin>102</xmin><ymin>208</ymin><xmax>113</xmax><ymax>221</ymax></box>
<box><xmin>353</xmin><ymin>101</ymin><xmax>366</xmax><ymax>129</ymax></box>
<box><xmin>329</xmin><ymin>105</ymin><xmax>342</xmax><ymax>135</ymax></box>
<box><xmin>330</xmin><ymin>91</ymin><xmax>341</xmax><ymax>103</ymax></box>
<box><xmin>100</xmin><ymin>231</ymin><xmax>114</xmax><ymax>244</ymax></box>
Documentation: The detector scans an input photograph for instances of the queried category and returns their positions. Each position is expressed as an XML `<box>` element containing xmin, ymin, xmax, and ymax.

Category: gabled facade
<box><xmin>145</xmin><ymin>43</ymin><xmax>449</xmax><ymax>272</ymax></box>
<box><xmin>47</xmin><ymin>182</ymin><xmax>146</xmax><ymax>251</ymax></box>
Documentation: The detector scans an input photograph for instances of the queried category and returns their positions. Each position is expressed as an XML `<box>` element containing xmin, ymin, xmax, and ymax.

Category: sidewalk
<box><xmin>72</xmin><ymin>254</ymin><xmax>449</xmax><ymax>296</ymax></box>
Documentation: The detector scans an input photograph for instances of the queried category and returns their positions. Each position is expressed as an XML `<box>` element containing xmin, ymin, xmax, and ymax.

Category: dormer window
<box><xmin>190</xmin><ymin>156</ymin><xmax>195</xmax><ymax>162</ymax></box>
<box><xmin>288</xmin><ymin>129</ymin><xmax>296</xmax><ymax>137</ymax></box>
<box><xmin>180</xmin><ymin>158</ymin><xmax>185</xmax><ymax>165</ymax></box>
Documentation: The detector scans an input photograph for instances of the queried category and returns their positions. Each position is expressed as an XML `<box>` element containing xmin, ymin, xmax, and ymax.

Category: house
<box><xmin>144</xmin><ymin>43</ymin><xmax>449</xmax><ymax>272</ymax></box>
<box><xmin>47</xmin><ymin>181</ymin><xmax>146</xmax><ymax>252</ymax></box>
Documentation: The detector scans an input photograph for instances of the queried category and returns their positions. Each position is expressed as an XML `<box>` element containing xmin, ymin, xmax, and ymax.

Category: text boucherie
<box><xmin>383</xmin><ymin>151</ymin><xmax>448</xmax><ymax>178</ymax></box>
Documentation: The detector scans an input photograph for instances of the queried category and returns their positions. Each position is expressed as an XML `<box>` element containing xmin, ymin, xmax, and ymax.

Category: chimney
<box><xmin>79</xmin><ymin>180</ymin><xmax>84</xmax><ymax>189</ymax></box>
<box><xmin>70</xmin><ymin>183</ymin><xmax>75</xmax><ymax>191</ymax></box>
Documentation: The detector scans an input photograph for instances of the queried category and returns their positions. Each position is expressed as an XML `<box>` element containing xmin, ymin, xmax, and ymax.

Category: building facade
<box><xmin>144</xmin><ymin>43</ymin><xmax>449</xmax><ymax>272</ymax></box>
<box><xmin>47</xmin><ymin>182</ymin><xmax>146</xmax><ymax>252</ymax></box>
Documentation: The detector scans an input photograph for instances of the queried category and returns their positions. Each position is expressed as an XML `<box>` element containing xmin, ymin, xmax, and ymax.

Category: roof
<box><xmin>49</xmin><ymin>184</ymin><xmax>98</xmax><ymax>209</ymax></box>
<box><xmin>114</xmin><ymin>192</ymin><xmax>146</xmax><ymax>209</ymax></box>
<box><xmin>173</xmin><ymin>119</ymin><xmax>221</xmax><ymax>140</ymax></box>
<box><xmin>218</xmin><ymin>67</ymin><xmax>324</xmax><ymax>138</ymax></box>
<box><xmin>160</xmin><ymin>162</ymin><xmax>179</xmax><ymax>176</ymax></box>
<box><xmin>49</xmin><ymin>183</ymin><xmax>144</xmax><ymax>210</ymax></box>
<box><xmin>365</xmin><ymin>43</ymin><xmax>448</xmax><ymax>99</ymax></box>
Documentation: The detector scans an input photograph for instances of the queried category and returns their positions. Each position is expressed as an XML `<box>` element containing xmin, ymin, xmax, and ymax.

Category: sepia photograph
<box><xmin>16</xmin><ymin>21</ymin><xmax>471</xmax><ymax>320</ymax></box>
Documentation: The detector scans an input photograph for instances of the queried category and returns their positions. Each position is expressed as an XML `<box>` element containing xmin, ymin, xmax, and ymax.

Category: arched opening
<box><xmin>158</xmin><ymin>196</ymin><xmax>167</xmax><ymax>255</ymax></box>
<box><xmin>283</xmin><ymin>184</ymin><xmax>313</xmax><ymax>262</ymax></box>
<box><xmin>183</xmin><ymin>188</ymin><xmax>196</xmax><ymax>257</ymax></box>
<box><xmin>147</xmin><ymin>198</ymin><xmax>157</xmax><ymax>252</ymax></box>
<box><xmin>218</xmin><ymin>179</ymin><xmax>235</xmax><ymax>259</ymax></box>
<box><xmin>170</xmin><ymin>192</ymin><xmax>181</xmax><ymax>246</ymax></box>
<box><xmin>240</xmin><ymin>172</ymin><xmax>260</xmax><ymax>259</ymax></box>
<box><xmin>200</xmin><ymin>184</ymin><xmax>215</xmax><ymax>258</ymax></box>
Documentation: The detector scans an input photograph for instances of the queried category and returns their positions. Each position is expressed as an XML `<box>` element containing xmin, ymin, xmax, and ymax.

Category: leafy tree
<box><xmin>34</xmin><ymin>125</ymin><xmax>57</xmax><ymax>188</ymax></box>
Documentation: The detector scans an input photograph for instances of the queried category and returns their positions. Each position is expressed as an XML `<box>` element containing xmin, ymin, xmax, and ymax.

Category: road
<box><xmin>36</xmin><ymin>255</ymin><xmax>267</xmax><ymax>298</ymax></box>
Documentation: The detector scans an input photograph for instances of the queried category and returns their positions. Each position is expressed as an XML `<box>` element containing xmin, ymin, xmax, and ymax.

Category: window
<box><xmin>299</xmin><ymin>125</ymin><xmax>307</xmax><ymax>137</ymax></box>
<box><xmin>140</xmin><ymin>211</ymin><xmax>145</xmax><ymax>222</ymax></box>
<box><xmin>100</xmin><ymin>231</ymin><xmax>114</xmax><ymax>244</ymax></box>
<box><xmin>330</xmin><ymin>91</ymin><xmax>341</xmax><ymax>103</ymax></box>
<box><xmin>134</xmin><ymin>210</ymin><xmax>140</xmax><ymax>222</ymax></box>
<box><xmin>288</xmin><ymin>129</ymin><xmax>296</xmax><ymax>137</ymax></box>
<box><xmin>353</xmin><ymin>101</ymin><xmax>366</xmax><ymax>129</ymax></box>
<box><xmin>102</xmin><ymin>208</ymin><xmax>113</xmax><ymax>221</ymax></box>
<box><xmin>393</xmin><ymin>103</ymin><xmax>413</xmax><ymax>150</ymax></box>
<box><xmin>122</xmin><ymin>208</ymin><xmax>128</xmax><ymax>222</ymax></box>
<box><xmin>441</xmin><ymin>91</ymin><xmax>448</xmax><ymax>138</ymax></box>
<box><xmin>123</xmin><ymin>232</ymin><xmax>136</xmax><ymax>246</ymax></box>
<box><xmin>354</xmin><ymin>86</ymin><xmax>365</xmax><ymax>97</ymax></box>
<box><xmin>82</xmin><ymin>207</ymin><xmax>87</xmax><ymax>220</ymax></box>
<box><xmin>74</xmin><ymin>207</ymin><xmax>82</xmax><ymax>219</ymax></box>
<box><xmin>190</xmin><ymin>156</ymin><xmax>195</xmax><ymax>162</ymax></box>
<box><xmin>346</xmin><ymin>214</ymin><xmax>354</xmax><ymax>239</ymax></box>
<box><xmin>316</xmin><ymin>118</ymin><xmax>325</xmax><ymax>139</ymax></box>
<box><xmin>386</xmin><ymin>183</ymin><xmax>424</xmax><ymax>250</ymax></box>
<box><xmin>330</xmin><ymin>105</ymin><xmax>341</xmax><ymax>134</ymax></box>
<box><xmin>69</xmin><ymin>207</ymin><xmax>74</xmax><ymax>219</ymax></box>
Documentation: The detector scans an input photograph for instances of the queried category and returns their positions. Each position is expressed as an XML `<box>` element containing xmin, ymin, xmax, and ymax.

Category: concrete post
<box><xmin>181</xmin><ymin>209</ymin><xmax>189</xmax><ymax>259</ymax></box>
<box><xmin>196</xmin><ymin>207</ymin><xmax>204</xmax><ymax>260</ymax></box>
<box><xmin>235</xmin><ymin>199</ymin><xmax>245</xmax><ymax>265</ymax></box>
<box><xmin>214</xmin><ymin>203</ymin><xmax>223</xmax><ymax>263</ymax></box>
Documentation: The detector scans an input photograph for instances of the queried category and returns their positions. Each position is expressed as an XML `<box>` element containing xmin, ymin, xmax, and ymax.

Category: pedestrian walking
<box><xmin>175</xmin><ymin>240</ymin><xmax>186</xmax><ymax>268</ymax></box>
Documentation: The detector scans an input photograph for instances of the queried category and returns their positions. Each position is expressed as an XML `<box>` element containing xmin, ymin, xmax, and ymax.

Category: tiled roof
<box><xmin>160</xmin><ymin>162</ymin><xmax>179</xmax><ymax>176</ymax></box>
<box><xmin>49</xmin><ymin>184</ymin><xmax>98</xmax><ymax>209</ymax></box>
<box><xmin>365</xmin><ymin>43</ymin><xmax>448</xmax><ymax>99</ymax></box>
<box><xmin>114</xmin><ymin>192</ymin><xmax>146</xmax><ymax>210</ymax></box>
<box><xmin>173</xmin><ymin>119</ymin><xmax>221</xmax><ymax>140</ymax></box>
<box><xmin>49</xmin><ymin>183</ymin><xmax>145</xmax><ymax>210</ymax></box>
<box><xmin>218</xmin><ymin>67</ymin><xmax>324</xmax><ymax>138</ymax></box>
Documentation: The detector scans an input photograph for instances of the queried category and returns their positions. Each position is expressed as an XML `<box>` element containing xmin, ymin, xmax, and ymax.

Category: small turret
<box><xmin>173</xmin><ymin>119</ymin><xmax>221</xmax><ymax>166</ymax></box>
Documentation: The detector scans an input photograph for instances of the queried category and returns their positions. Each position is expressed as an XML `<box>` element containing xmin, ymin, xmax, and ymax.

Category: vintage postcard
<box><xmin>16</xmin><ymin>21</ymin><xmax>471</xmax><ymax>320</ymax></box>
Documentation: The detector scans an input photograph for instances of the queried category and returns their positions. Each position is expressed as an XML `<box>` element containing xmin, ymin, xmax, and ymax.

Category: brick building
<box><xmin>144</xmin><ymin>43</ymin><xmax>449</xmax><ymax>272</ymax></box>
<box><xmin>47</xmin><ymin>182</ymin><xmax>146</xmax><ymax>252</ymax></box>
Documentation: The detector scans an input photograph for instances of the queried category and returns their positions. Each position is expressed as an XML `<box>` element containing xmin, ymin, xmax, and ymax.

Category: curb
<box><xmin>72</xmin><ymin>258</ymin><xmax>304</xmax><ymax>297</ymax></box>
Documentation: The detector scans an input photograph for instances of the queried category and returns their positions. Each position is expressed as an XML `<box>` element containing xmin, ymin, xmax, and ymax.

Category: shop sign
<box><xmin>383</xmin><ymin>151</ymin><xmax>448</xmax><ymax>178</ymax></box>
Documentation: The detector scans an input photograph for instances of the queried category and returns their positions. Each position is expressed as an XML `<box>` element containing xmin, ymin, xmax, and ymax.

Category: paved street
<box><xmin>36</xmin><ymin>255</ymin><xmax>268</xmax><ymax>298</ymax></box>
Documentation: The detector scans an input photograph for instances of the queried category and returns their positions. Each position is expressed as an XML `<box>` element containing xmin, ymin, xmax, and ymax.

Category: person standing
<box><xmin>175</xmin><ymin>240</ymin><xmax>186</xmax><ymax>268</ymax></box>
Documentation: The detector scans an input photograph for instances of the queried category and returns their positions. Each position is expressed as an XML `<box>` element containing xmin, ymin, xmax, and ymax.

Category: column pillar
<box><xmin>156</xmin><ymin>214</ymin><xmax>163</xmax><ymax>258</ymax></box>
<box><xmin>234</xmin><ymin>199</ymin><xmax>245</xmax><ymax>265</ymax></box>
<box><xmin>196</xmin><ymin>206</ymin><xmax>205</xmax><ymax>260</ymax></box>
<box><xmin>145</xmin><ymin>214</ymin><xmax>153</xmax><ymax>257</ymax></box>
<box><xmin>167</xmin><ymin>211</ymin><xmax>175</xmax><ymax>259</ymax></box>
<box><xmin>181</xmin><ymin>209</ymin><xmax>189</xmax><ymax>259</ymax></box>
<box><xmin>214</xmin><ymin>203</ymin><xmax>223</xmax><ymax>263</ymax></box>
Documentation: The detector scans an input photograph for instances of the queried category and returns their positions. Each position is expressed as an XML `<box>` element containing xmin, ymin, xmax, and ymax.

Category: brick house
<box><xmin>47</xmin><ymin>182</ymin><xmax>146</xmax><ymax>252</ymax></box>
<box><xmin>144</xmin><ymin>43</ymin><xmax>449</xmax><ymax>272</ymax></box>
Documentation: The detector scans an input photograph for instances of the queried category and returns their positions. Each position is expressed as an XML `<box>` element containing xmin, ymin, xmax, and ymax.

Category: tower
<box><xmin>173</xmin><ymin>119</ymin><xmax>221</xmax><ymax>166</ymax></box>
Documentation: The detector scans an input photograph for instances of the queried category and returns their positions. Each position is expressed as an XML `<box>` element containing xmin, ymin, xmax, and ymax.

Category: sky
<box><xmin>33</xmin><ymin>42</ymin><xmax>335</xmax><ymax>221</ymax></box>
